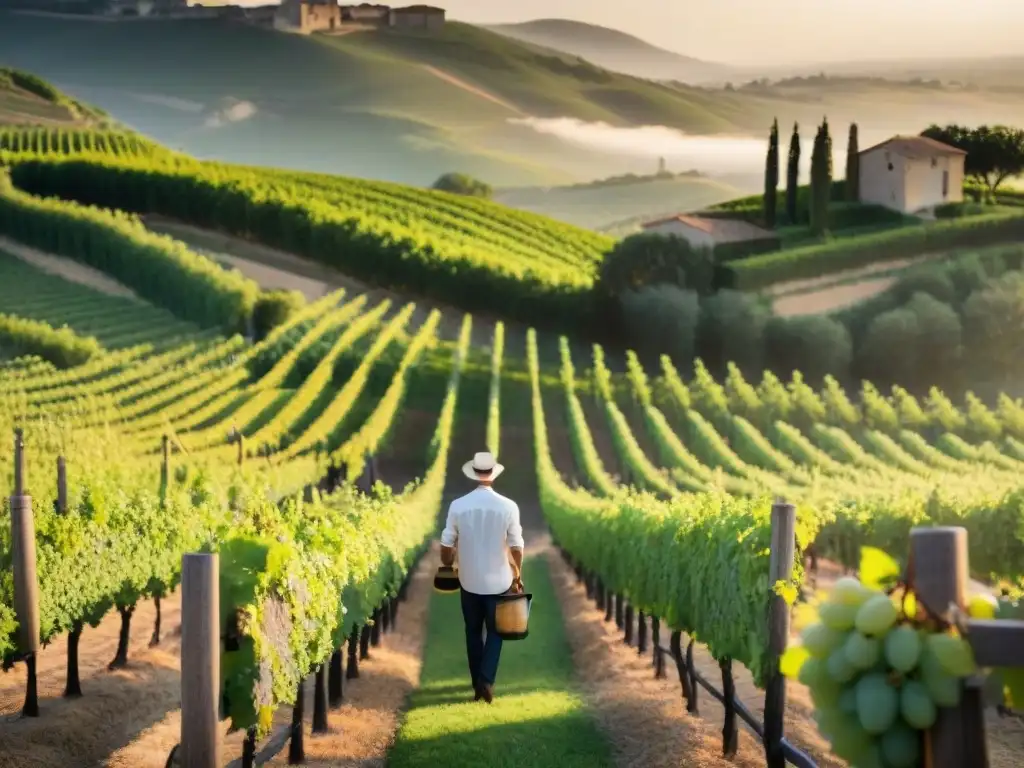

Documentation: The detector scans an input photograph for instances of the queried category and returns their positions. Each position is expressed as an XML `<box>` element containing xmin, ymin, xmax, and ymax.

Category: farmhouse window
<box><xmin>942</xmin><ymin>170</ymin><xmax>949</xmax><ymax>197</ymax></box>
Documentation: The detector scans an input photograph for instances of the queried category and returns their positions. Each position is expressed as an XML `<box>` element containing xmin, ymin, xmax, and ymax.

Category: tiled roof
<box><xmin>641</xmin><ymin>214</ymin><xmax>777</xmax><ymax>243</ymax></box>
<box><xmin>859</xmin><ymin>135</ymin><xmax>967</xmax><ymax>160</ymax></box>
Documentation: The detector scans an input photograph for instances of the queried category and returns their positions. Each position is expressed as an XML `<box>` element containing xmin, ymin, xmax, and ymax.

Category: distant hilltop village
<box><xmin>2</xmin><ymin>0</ymin><xmax>446</xmax><ymax>35</ymax></box>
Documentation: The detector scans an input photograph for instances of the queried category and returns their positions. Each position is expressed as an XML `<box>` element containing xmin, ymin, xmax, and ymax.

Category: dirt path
<box><xmin>109</xmin><ymin>552</ymin><xmax>434</xmax><ymax>767</ymax></box>
<box><xmin>0</xmin><ymin>554</ymin><xmax>433</xmax><ymax>768</ymax></box>
<box><xmin>0</xmin><ymin>237</ymin><xmax>140</xmax><ymax>301</ymax></box>
<box><xmin>772</xmin><ymin>275</ymin><xmax>896</xmax><ymax>317</ymax></box>
<box><xmin>546</xmin><ymin>549</ymin><xmax>843</xmax><ymax>768</ymax></box>
<box><xmin>0</xmin><ymin>595</ymin><xmax>180</xmax><ymax>768</ymax></box>
<box><xmin>418</xmin><ymin>65</ymin><xmax>525</xmax><ymax>116</ymax></box>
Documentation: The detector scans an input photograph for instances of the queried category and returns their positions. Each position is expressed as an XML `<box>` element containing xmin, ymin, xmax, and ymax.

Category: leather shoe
<box><xmin>479</xmin><ymin>683</ymin><xmax>493</xmax><ymax>704</ymax></box>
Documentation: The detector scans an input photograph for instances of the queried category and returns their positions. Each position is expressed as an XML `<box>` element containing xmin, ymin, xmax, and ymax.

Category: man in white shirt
<box><xmin>440</xmin><ymin>451</ymin><xmax>525</xmax><ymax>704</ymax></box>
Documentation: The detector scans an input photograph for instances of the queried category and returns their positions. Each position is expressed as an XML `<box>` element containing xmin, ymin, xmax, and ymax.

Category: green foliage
<box><xmin>5</xmin><ymin>156</ymin><xmax>610</xmax><ymax>333</ymax></box>
<box><xmin>431</xmin><ymin>172</ymin><xmax>493</xmax><ymax>199</ymax></box>
<box><xmin>0</xmin><ymin>126</ymin><xmax>161</xmax><ymax>159</ymax></box>
<box><xmin>251</xmin><ymin>290</ymin><xmax>305</xmax><ymax>343</ymax></box>
<box><xmin>961</xmin><ymin>271</ymin><xmax>1024</xmax><ymax>389</ymax></box>
<box><xmin>696</xmin><ymin>289</ymin><xmax>769</xmax><ymax>377</ymax></box>
<box><xmin>0</xmin><ymin>174</ymin><xmax>259</xmax><ymax>333</ymax></box>
<box><xmin>597</xmin><ymin>231</ymin><xmax>716</xmax><ymax>297</ymax></box>
<box><xmin>0</xmin><ymin>312</ymin><xmax>103</xmax><ymax>368</ymax></box>
<box><xmin>763</xmin><ymin>314</ymin><xmax>852</xmax><ymax>385</ymax></box>
<box><xmin>731</xmin><ymin>213</ymin><xmax>1024</xmax><ymax>290</ymax></box>
<box><xmin>619</xmin><ymin>285</ymin><xmax>699</xmax><ymax>367</ymax></box>
<box><xmin>529</xmin><ymin>330</ymin><xmax>807</xmax><ymax>685</ymax></box>
<box><xmin>921</xmin><ymin>124</ymin><xmax>1024</xmax><ymax>197</ymax></box>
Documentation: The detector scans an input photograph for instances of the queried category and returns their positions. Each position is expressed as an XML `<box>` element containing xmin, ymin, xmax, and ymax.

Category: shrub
<box><xmin>619</xmin><ymin>285</ymin><xmax>700</xmax><ymax>367</ymax></box>
<box><xmin>597</xmin><ymin>232</ymin><xmax>716</xmax><ymax>297</ymax></box>
<box><xmin>252</xmin><ymin>289</ymin><xmax>305</xmax><ymax>342</ymax></box>
<box><xmin>892</xmin><ymin>267</ymin><xmax>956</xmax><ymax>305</ymax></box>
<box><xmin>961</xmin><ymin>272</ymin><xmax>1024</xmax><ymax>387</ymax></box>
<box><xmin>696</xmin><ymin>289</ymin><xmax>769</xmax><ymax>377</ymax></box>
<box><xmin>0</xmin><ymin>313</ymin><xmax>103</xmax><ymax>368</ymax></box>
<box><xmin>431</xmin><ymin>172</ymin><xmax>493</xmax><ymax>199</ymax></box>
<box><xmin>855</xmin><ymin>307</ymin><xmax>920</xmax><ymax>386</ymax></box>
<box><xmin>763</xmin><ymin>314</ymin><xmax>852</xmax><ymax>384</ymax></box>
<box><xmin>934</xmin><ymin>201</ymin><xmax>988</xmax><ymax>219</ymax></box>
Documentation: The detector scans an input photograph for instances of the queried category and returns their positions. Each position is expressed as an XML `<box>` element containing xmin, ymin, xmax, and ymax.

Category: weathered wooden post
<box><xmin>180</xmin><ymin>553</ymin><xmax>221</xmax><ymax>768</ymax></box>
<box><xmin>910</xmin><ymin>527</ymin><xmax>988</xmax><ymax>768</ymax></box>
<box><xmin>11</xmin><ymin>428</ymin><xmax>40</xmax><ymax>717</ymax></box>
<box><xmin>56</xmin><ymin>455</ymin><xmax>67</xmax><ymax>514</ymax></box>
<box><xmin>763</xmin><ymin>498</ymin><xmax>796</xmax><ymax>768</ymax></box>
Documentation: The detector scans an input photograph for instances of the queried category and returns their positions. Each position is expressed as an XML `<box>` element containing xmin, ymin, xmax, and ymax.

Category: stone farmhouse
<box><xmin>857</xmin><ymin>135</ymin><xmax>966</xmax><ymax>215</ymax></box>
<box><xmin>640</xmin><ymin>214</ymin><xmax>780</xmax><ymax>256</ymax></box>
<box><xmin>273</xmin><ymin>1</ymin><xmax>446</xmax><ymax>34</ymax></box>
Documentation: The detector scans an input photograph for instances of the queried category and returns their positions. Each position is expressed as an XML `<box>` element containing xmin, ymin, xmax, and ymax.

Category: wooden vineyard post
<box><xmin>56</xmin><ymin>455</ymin><xmax>67</xmax><ymax>514</ymax></box>
<box><xmin>11</xmin><ymin>428</ymin><xmax>40</xmax><ymax>717</ymax></box>
<box><xmin>180</xmin><ymin>553</ymin><xmax>221</xmax><ymax>768</ymax></box>
<box><xmin>911</xmin><ymin>527</ymin><xmax>988</xmax><ymax>768</ymax></box>
<box><xmin>763</xmin><ymin>498</ymin><xmax>796</xmax><ymax>768</ymax></box>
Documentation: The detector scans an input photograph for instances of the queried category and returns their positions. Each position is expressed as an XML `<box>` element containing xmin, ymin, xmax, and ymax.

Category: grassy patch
<box><xmin>388</xmin><ymin>555</ymin><xmax>612</xmax><ymax>768</ymax></box>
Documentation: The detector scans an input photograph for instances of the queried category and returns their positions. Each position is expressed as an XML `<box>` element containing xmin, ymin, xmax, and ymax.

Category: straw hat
<box><xmin>462</xmin><ymin>451</ymin><xmax>504</xmax><ymax>482</ymax></box>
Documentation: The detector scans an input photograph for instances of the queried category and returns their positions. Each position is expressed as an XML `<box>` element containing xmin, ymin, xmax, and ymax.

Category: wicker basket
<box><xmin>494</xmin><ymin>592</ymin><xmax>533</xmax><ymax>640</ymax></box>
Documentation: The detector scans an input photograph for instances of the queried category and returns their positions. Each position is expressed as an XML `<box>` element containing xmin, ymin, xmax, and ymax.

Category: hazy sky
<box><xmin>442</xmin><ymin>0</ymin><xmax>1024</xmax><ymax>66</ymax></box>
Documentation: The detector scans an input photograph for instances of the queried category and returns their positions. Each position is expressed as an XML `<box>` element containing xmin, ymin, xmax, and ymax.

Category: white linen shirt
<box><xmin>440</xmin><ymin>486</ymin><xmax>525</xmax><ymax>595</ymax></box>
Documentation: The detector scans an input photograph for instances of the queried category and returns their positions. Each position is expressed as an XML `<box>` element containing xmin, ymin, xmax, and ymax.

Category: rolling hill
<box><xmin>0</xmin><ymin>12</ymin><xmax>750</xmax><ymax>188</ymax></box>
<box><xmin>486</xmin><ymin>18</ymin><xmax>734</xmax><ymax>84</ymax></box>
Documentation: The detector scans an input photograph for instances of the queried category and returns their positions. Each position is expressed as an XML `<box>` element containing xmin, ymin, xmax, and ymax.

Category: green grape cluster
<box><xmin>792</xmin><ymin>576</ymin><xmax>976</xmax><ymax>768</ymax></box>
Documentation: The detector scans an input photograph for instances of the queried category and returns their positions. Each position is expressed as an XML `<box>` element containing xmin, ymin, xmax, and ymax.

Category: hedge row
<box><xmin>5</xmin><ymin>157</ymin><xmax>604</xmax><ymax>333</ymax></box>
<box><xmin>0</xmin><ymin>312</ymin><xmax>103</xmax><ymax>368</ymax></box>
<box><xmin>0</xmin><ymin>174</ymin><xmax>260</xmax><ymax>332</ymax></box>
<box><xmin>729</xmin><ymin>211</ymin><xmax>1024</xmax><ymax>289</ymax></box>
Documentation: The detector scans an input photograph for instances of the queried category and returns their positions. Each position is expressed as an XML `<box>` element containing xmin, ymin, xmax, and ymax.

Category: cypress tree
<box><xmin>810</xmin><ymin>118</ymin><xmax>833</xmax><ymax>236</ymax></box>
<box><xmin>845</xmin><ymin>123</ymin><xmax>860</xmax><ymax>201</ymax></box>
<box><xmin>809</xmin><ymin>122</ymin><xmax>824</xmax><ymax>235</ymax></box>
<box><xmin>785</xmin><ymin>122</ymin><xmax>800</xmax><ymax>224</ymax></box>
<box><xmin>764</xmin><ymin>118</ymin><xmax>779</xmax><ymax>228</ymax></box>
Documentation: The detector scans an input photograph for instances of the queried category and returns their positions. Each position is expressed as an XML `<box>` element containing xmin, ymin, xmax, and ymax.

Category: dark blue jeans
<box><xmin>460</xmin><ymin>587</ymin><xmax>503</xmax><ymax>687</ymax></box>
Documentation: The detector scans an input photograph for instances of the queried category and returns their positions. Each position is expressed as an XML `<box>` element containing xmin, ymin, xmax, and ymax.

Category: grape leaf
<box><xmin>780</xmin><ymin>645</ymin><xmax>810</xmax><ymax>680</ymax></box>
<box><xmin>860</xmin><ymin>546</ymin><xmax>900</xmax><ymax>591</ymax></box>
